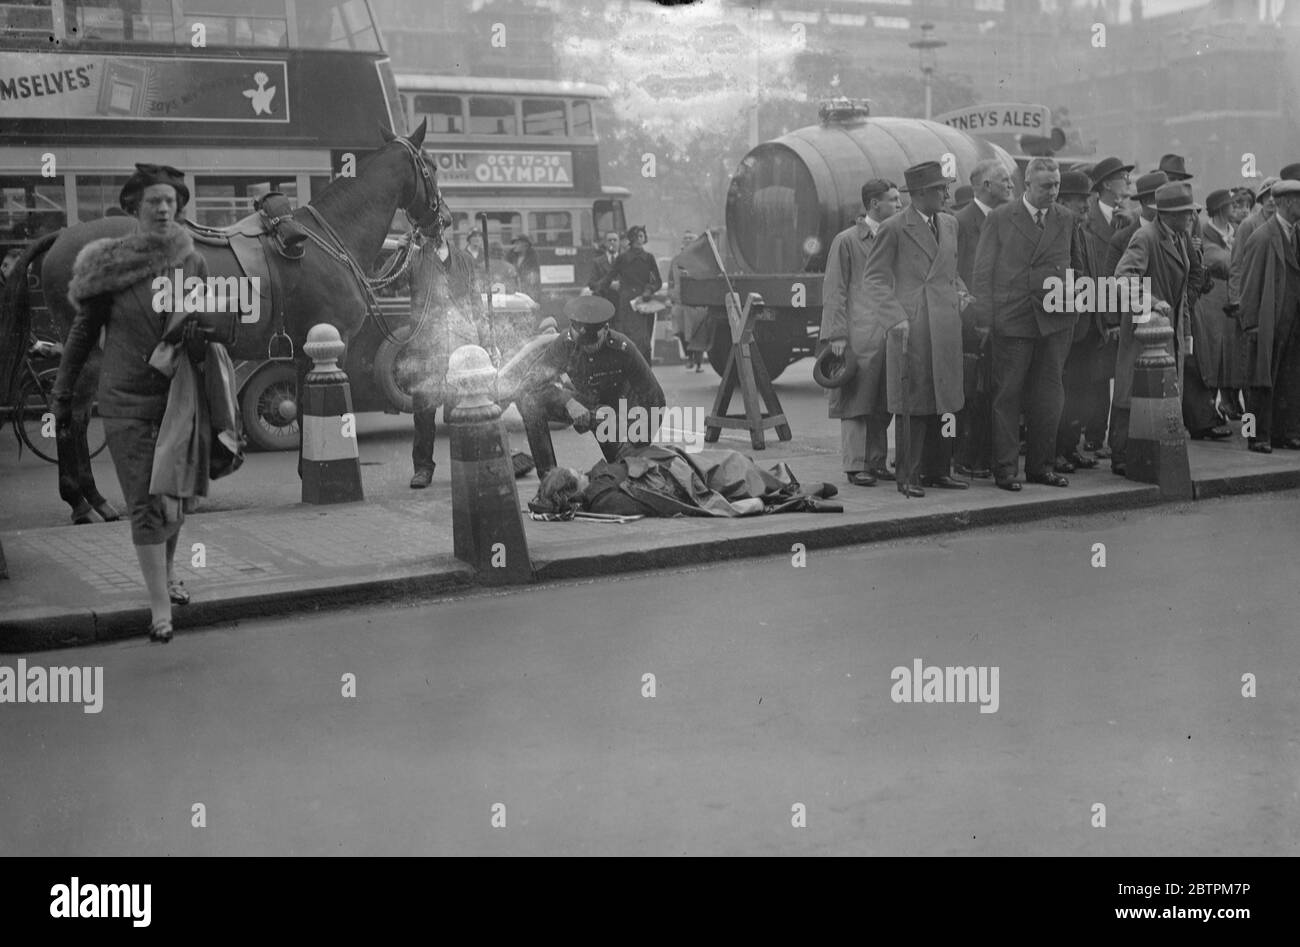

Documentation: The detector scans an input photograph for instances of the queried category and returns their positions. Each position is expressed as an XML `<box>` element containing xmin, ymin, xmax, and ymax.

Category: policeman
<box><xmin>515</xmin><ymin>295</ymin><xmax>666</xmax><ymax>479</ymax></box>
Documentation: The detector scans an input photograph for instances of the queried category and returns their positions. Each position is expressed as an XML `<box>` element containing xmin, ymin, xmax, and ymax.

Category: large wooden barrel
<box><xmin>724</xmin><ymin>116</ymin><xmax>1015</xmax><ymax>274</ymax></box>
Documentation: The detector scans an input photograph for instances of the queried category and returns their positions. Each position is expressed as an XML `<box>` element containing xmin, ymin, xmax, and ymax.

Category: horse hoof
<box><xmin>70</xmin><ymin>502</ymin><xmax>100</xmax><ymax>525</ymax></box>
<box><xmin>92</xmin><ymin>501</ymin><xmax>121</xmax><ymax>522</ymax></box>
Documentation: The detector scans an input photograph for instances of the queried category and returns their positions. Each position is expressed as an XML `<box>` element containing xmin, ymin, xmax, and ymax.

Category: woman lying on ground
<box><xmin>529</xmin><ymin>443</ymin><xmax>841</xmax><ymax>519</ymax></box>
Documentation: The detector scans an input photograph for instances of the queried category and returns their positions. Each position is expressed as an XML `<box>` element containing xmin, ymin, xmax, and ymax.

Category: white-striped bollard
<box><xmin>301</xmin><ymin>324</ymin><xmax>364</xmax><ymax>504</ymax></box>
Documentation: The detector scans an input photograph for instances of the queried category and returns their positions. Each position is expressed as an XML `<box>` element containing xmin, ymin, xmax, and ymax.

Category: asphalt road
<box><xmin>2</xmin><ymin>491</ymin><xmax>1295</xmax><ymax>856</ymax></box>
<box><xmin>0</xmin><ymin>355</ymin><xmax>834</xmax><ymax>531</ymax></box>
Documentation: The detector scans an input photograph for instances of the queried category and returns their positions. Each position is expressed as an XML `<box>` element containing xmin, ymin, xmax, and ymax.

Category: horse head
<box><xmin>380</xmin><ymin>119</ymin><xmax>448</xmax><ymax>234</ymax></box>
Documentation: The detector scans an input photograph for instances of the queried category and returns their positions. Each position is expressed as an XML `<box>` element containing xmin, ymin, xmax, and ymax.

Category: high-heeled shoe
<box><xmin>148</xmin><ymin>617</ymin><xmax>173</xmax><ymax>644</ymax></box>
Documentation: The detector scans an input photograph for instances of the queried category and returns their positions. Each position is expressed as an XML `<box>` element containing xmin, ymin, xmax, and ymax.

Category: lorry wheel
<box><xmin>240</xmin><ymin>363</ymin><xmax>300</xmax><ymax>452</ymax></box>
<box><xmin>707</xmin><ymin>319</ymin><xmax>794</xmax><ymax>381</ymax></box>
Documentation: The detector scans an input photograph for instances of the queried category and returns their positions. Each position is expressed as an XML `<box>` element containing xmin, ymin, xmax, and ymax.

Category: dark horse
<box><xmin>0</xmin><ymin>121</ymin><xmax>442</xmax><ymax>523</ymax></box>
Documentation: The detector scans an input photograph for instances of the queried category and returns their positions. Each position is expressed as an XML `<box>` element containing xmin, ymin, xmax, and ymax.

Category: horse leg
<box><xmin>73</xmin><ymin>353</ymin><xmax>119</xmax><ymax>521</ymax></box>
<box><xmin>56</xmin><ymin>420</ymin><xmax>96</xmax><ymax>523</ymax></box>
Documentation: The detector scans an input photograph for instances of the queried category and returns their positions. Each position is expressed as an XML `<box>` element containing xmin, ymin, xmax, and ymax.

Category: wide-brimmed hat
<box><xmin>1279</xmin><ymin>163</ymin><xmax>1300</xmax><ymax>182</ymax></box>
<box><xmin>1205</xmin><ymin>189</ymin><xmax>1233</xmax><ymax>215</ymax></box>
<box><xmin>812</xmin><ymin>345</ymin><xmax>857</xmax><ymax>389</ymax></box>
<box><xmin>1255</xmin><ymin>176</ymin><xmax>1279</xmax><ymax>203</ymax></box>
<box><xmin>1058</xmin><ymin>170</ymin><xmax>1092</xmax><ymax>198</ymax></box>
<box><xmin>1158</xmin><ymin>154</ymin><xmax>1193</xmax><ymax>181</ymax></box>
<box><xmin>1134</xmin><ymin>171</ymin><xmax>1169</xmax><ymax>199</ymax></box>
<box><xmin>1089</xmin><ymin>156</ymin><xmax>1133</xmax><ymax>191</ymax></box>
<box><xmin>565</xmin><ymin>295</ymin><xmax>615</xmax><ymax>325</ymax></box>
<box><xmin>902</xmin><ymin>161</ymin><xmax>955</xmax><ymax>193</ymax></box>
<box><xmin>119</xmin><ymin>163</ymin><xmax>190</xmax><ymax>211</ymax></box>
<box><xmin>1154</xmin><ymin>181</ymin><xmax>1200</xmax><ymax>213</ymax></box>
<box><xmin>1270</xmin><ymin>179</ymin><xmax>1300</xmax><ymax>199</ymax></box>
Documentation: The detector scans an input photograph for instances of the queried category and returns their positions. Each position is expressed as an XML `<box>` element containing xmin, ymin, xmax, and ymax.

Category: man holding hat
<box><xmin>513</xmin><ymin>295</ymin><xmax>666</xmax><ymax>478</ymax></box>
<box><xmin>861</xmin><ymin>161</ymin><xmax>968</xmax><ymax>497</ymax></box>
<box><xmin>1235</xmin><ymin>177</ymin><xmax>1300</xmax><ymax>452</ymax></box>
<box><xmin>970</xmin><ymin>157</ymin><xmax>1081</xmax><ymax>491</ymax></box>
<box><xmin>1109</xmin><ymin>180</ymin><xmax>1200</xmax><ymax>473</ymax></box>
<box><xmin>1077</xmin><ymin>156</ymin><xmax>1135</xmax><ymax>457</ymax></box>
<box><xmin>818</xmin><ymin>178</ymin><xmax>899</xmax><ymax>487</ymax></box>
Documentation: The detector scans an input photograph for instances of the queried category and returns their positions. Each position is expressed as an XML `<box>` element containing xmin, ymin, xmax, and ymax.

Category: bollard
<box><xmin>1126</xmin><ymin>312</ymin><xmax>1193</xmax><ymax>499</ymax></box>
<box><xmin>301</xmin><ymin>324</ymin><xmax>364</xmax><ymax>504</ymax></box>
<box><xmin>447</xmin><ymin>344</ymin><xmax>533</xmax><ymax>585</ymax></box>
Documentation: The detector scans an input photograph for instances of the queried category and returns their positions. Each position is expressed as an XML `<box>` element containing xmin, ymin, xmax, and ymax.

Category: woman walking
<box><xmin>53</xmin><ymin>164</ymin><xmax>219</xmax><ymax>643</ymax></box>
<box><xmin>597</xmin><ymin>225</ymin><xmax>662</xmax><ymax>362</ymax></box>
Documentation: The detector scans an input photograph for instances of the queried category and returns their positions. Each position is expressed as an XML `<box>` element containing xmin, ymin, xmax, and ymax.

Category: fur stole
<box><xmin>68</xmin><ymin>225</ymin><xmax>197</xmax><ymax>310</ymax></box>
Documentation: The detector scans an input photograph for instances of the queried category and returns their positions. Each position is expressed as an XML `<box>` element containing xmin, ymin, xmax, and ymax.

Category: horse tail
<box><xmin>0</xmin><ymin>232</ymin><xmax>60</xmax><ymax>402</ymax></box>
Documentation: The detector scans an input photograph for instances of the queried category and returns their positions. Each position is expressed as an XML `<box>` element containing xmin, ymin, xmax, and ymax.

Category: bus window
<box><xmin>522</xmin><ymin>98</ymin><xmax>566</xmax><ymax>137</ymax></box>
<box><xmin>415</xmin><ymin>95</ymin><xmax>464</xmax><ymax>135</ymax></box>
<box><xmin>297</xmin><ymin>0</ymin><xmax>380</xmax><ymax>51</ymax></box>
<box><xmin>576</xmin><ymin>209</ymin><xmax>594</xmax><ymax>248</ymax></box>
<box><xmin>1</xmin><ymin>180</ymin><xmax>66</xmax><ymax>241</ymax></box>
<box><xmin>593</xmin><ymin>199</ymin><xmax>625</xmax><ymax>241</ymax></box>
<box><xmin>2</xmin><ymin>0</ymin><xmax>54</xmax><ymax>36</ymax></box>
<box><xmin>67</xmin><ymin>0</ymin><xmax>176</xmax><ymax>42</ymax></box>
<box><xmin>75</xmin><ymin>175</ymin><xmax>129</xmax><ymax>221</ymax></box>
<box><xmin>177</xmin><ymin>0</ymin><xmax>286</xmax><ymax>46</ymax></box>
<box><xmin>570</xmin><ymin>100</ymin><xmax>594</xmax><ymax>138</ymax></box>
<box><xmin>527</xmin><ymin>212</ymin><xmax>574</xmax><ymax>248</ymax></box>
<box><xmin>469</xmin><ymin>97</ymin><xmax>517</xmax><ymax>136</ymax></box>
<box><xmin>191</xmin><ymin>176</ymin><xmax>297</xmax><ymax>227</ymax></box>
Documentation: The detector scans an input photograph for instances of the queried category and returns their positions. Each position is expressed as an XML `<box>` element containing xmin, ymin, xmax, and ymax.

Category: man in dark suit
<box><xmin>953</xmin><ymin>158</ymin><xmax>1014</xmax><ymax>478</ymax></box>
<box><xmin>861</xmin><ymin>161</ymin><xmax>970</xmax><ymax>497</ymax></box>
<box><xmin>970</xmin><ymin>157</ymin><xmax>1081</xmax><ymax>491</ymax></box>
<box><xmin>1053</xmin><ymin>170</ymin><xmax>1104</xmax><ymax>472</ymax></box>
<box><xmin>1077</xmin><ymin>156</ymin><xmax>1134</xmax><ymax>457</ymax></box>
<box><xmin>1110</xmin><ymin>181</ymin><xmax>1199</xmax><ymax>473</ymax></box>
<box><xmin>587</xmin><ymin>230</ymin><xmax>621</xmax><ymax>310</ymax></box>
<box><xmin>1236</xmin><ymin>178</ymin><xmax>1300</xmax><ymax>452</ymax></box>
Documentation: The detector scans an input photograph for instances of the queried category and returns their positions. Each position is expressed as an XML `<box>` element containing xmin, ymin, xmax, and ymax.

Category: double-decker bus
<box><xmin>0</xmin><ymin>0</ymin><xmax>404</xmax><ymax>251</ymax></box>
<box><xmin>394</xmin><ymin>72</ymin><xmax>628</xmax><ymax>321</ymax></box>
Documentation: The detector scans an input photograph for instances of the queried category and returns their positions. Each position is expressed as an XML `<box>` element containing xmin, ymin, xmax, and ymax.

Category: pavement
<box><xmin>4</xmin><ymin>421</ymin><xmax>1299</xmax><ymax>651</ymax></box>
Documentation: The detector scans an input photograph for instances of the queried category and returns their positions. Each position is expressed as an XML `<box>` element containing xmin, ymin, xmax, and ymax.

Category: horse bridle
<box><xmin>394</xmin><ymin>136</ymin><xmax>446</xmax><ymax>232</ymax></box>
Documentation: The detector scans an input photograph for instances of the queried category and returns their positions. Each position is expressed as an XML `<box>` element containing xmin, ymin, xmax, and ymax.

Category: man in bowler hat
<box><xmin>861</xmin><ymin>161</ymin><xmax>969</xmax><ymax>497</ymax></box>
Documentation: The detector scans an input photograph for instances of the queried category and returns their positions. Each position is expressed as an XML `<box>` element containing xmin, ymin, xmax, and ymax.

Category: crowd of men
<box><xmin>817</xmin><ymin>153</ymin><xmax>1300</xmax><ymax>496</ymax></box>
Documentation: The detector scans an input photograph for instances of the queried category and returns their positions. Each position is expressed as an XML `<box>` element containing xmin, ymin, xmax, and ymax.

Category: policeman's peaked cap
<box><xmin>566</xmin><ymin>295</ymin><xmax>616</xmax><ymax>325</ymax></box>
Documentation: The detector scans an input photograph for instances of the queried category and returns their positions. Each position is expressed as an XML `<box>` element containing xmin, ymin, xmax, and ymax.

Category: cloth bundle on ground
<box><xmin>529</xmin><ymin>444</ymin><xmax>841</xmax><ymax>519</ymax></box>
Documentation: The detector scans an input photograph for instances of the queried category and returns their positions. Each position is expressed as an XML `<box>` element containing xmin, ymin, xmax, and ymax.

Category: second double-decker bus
<box><xmin>394</xmin><ymin>72</ymin><xmax>628</xmax><ymax>322</ymax></box>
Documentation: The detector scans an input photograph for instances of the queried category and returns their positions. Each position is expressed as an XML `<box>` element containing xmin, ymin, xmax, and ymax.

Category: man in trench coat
<box><xmin>1236</xmin><ymin>178</ymin><xmax>1300</xmax><ymax>452</ymax></box>
<box><xmin>1110</xmin><ymin>181</ymin><xmax>1199</xmax><ymax>472</ymax></box>
<box><xmin>861</xmin><ymin>161</ymin><xmax>969</xmax><ymax>497</ymax></box>
<box><xmin>818</xmin><ymin>178</ymin><xmax>900</xmax><ymax>486</ymax></box>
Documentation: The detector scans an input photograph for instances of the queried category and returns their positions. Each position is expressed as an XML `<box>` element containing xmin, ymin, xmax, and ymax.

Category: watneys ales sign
<box><xmin>934</xmin><ymin>104</ymin><xmax>1051</xmax><ymax>137</ymax></box>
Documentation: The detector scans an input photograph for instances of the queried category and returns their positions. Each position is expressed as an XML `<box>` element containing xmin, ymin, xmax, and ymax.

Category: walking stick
<box><xmin>895</xmin><ymin>319</ymin><xmax>913</xmax><ymax>496</ymax></box>
<box><xmin>478</xmin><ymin>213</ymin><xmax>500</xmax><ymax>366</ymax></box>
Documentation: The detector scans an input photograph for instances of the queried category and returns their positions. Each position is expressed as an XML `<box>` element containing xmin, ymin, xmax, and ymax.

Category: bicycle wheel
<box><xmin>15</xmin><ymin>368</ymin><xmax>107</xmax><ymax>463</ymax></box>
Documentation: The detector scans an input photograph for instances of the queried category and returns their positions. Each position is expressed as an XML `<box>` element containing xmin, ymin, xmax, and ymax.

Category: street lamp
<box><xmin>909</xmin><ymin>22</ymin><xmax>946</xmax><ymax>122</ymax></box>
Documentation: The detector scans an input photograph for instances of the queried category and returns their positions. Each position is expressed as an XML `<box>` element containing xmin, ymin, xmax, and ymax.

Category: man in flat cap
<box><xmin>1110</xmin><ymin>181</ymin><xmax>1200</xmax><ymax>474</ymax></box>
<box><xmin>513</xmin><ymin>295</ymin><xmax>666</xmax><ymax>478</ymax></box>
<box><xmin>1230</xmin><ymin>169</ymin><xmax>1294</xmax><ymax>306</ymax></box>
<box><xmin>970</xmin><ymin>157</ymin><xmax>1083</xmax><ymax>491</ymax></box>
<box><xmin>1235</xmin><ymin>178</ymin><xmax>1300</xmax><ymax>452</ymax></box>
<box><xmin>862</xmin><ymin>160</ymin><xmax>969</xmax><ymax>497</ymax></box>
